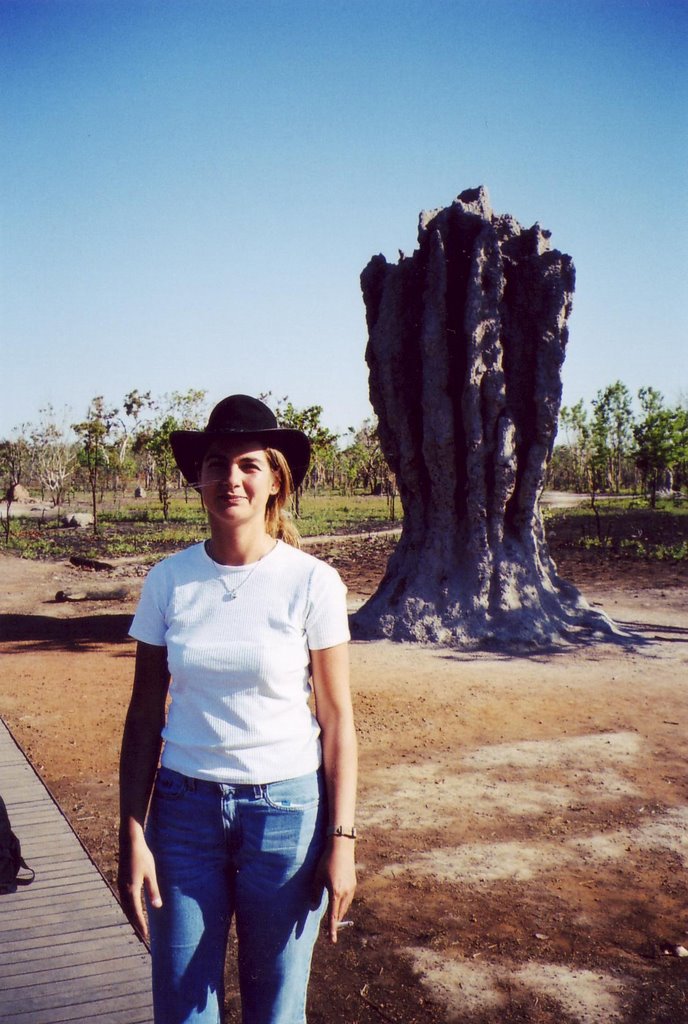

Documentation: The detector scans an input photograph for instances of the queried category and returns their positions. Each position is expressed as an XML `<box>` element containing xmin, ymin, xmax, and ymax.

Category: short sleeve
<box><xmin>304</xmin><ymin>560</ymin><xmax>350</xmax><ymax>650</ymax></box>
<box><xmin>129</xmin><ymin>561</ymin><xmax>170</xmax><ymax>647</ymax></box>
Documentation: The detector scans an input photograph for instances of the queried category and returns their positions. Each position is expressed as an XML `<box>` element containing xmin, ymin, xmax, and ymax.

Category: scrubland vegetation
<box><xmin>1</xmin><ymin>381</ymin><xmax>686</xmax><ymax>563</ymax></box>
<box><xmin>548</xmin><ymin>380</ymin><xmax>687</xmax><ymax>504</ymax></box>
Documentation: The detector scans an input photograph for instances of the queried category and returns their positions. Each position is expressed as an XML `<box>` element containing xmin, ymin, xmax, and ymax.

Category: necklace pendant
<box><xmin>224</xmin><ymin>591</ymin><xmax>237</xmax><ymax>601</ymax></box>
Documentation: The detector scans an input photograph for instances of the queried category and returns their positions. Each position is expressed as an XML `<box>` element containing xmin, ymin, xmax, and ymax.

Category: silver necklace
<box><xmin>205</xmin><ymin>541</ymin><xmax>275</xmax><ymax>602</ymax></box>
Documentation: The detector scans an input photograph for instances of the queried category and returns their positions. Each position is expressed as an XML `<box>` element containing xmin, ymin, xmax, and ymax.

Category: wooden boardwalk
<box><xmin>0</xmin><ymin>719</ymin><xmax>153</xmax><ymax>1024</ymax></box>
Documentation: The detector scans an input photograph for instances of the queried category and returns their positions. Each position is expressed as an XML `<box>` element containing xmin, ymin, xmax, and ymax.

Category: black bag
<box><xmin>0</xmin><ymin>794</ymin><xmax>35</xmax><ymax>892</ymax></box>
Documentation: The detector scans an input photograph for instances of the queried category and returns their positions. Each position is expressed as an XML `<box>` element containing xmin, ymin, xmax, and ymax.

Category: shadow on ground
<box><xmin>0</xmin><ymin>613</ymin><xmax>134</xmax><ymax>651</ymax></box>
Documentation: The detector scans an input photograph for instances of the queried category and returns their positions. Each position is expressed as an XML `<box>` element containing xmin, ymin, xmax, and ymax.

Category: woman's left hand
<box><xmin>312</xmin><ymin>839</ymin><xmax>357</xmax><ymax>943</ymax></box>
<box><xmin>309</xmin><ymin>642</ymin><xmax>358</xmax><ymax>944</ymax></box>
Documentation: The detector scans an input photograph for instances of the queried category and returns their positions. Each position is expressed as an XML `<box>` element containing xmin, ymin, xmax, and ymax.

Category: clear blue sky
<box><xmin>1</xmin><ymin>0</ymin><xmax>686</xmax><ymax>440</ymax></box>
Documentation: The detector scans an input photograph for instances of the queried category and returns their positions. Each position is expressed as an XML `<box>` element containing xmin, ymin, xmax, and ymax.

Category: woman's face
<box><xmin>200</xmin><ymin>439</ymin><xmax>280</xmax><ymax>532</ymax></box>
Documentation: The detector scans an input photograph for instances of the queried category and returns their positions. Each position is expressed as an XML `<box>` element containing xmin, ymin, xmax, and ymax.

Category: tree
<box><xmin>587</xmin><ymin>399</ymin><xmax>614</xmax><ymax>540</ymax></box>
<box><xmin>261</xmin><ymin>395</ymin><xmax>339</xmax><ymax>514</ymax></box>
<box><xmin>546</xmin><ymin>442</ymin><xmax>579</xmax><ymax>491</ymax></box>
<box><xmin>0</xmin><ymin>432</ymin><xmax>29</xmax><ymax>494</ymax></box>
<box><xmin>633</xmin><ymin>387</ymin><xmax>675</xmax><ymax>508</ymax></box>
<box><xmin>672</xmin><ymin>400</ymin><xmax>688</xmax><ymax>493</ymax></box>
<box><xmin>135</xmin><ymin>415</ymin><xmax>180</xmax><ymax>521</ymax></box>
<box><xmin>592</xmin><ymin>381</ymin><xmax>634</xmax><ymax>493</ymax></box>
<box><xmin>28</xmin><ymin>405</ymin><xmax>75</xmax><ymax>509</ymax></box>
<box><xmin>165</xmin><ymin>390</ymin><xmax>208</xmax><ymax>496</ymax></box>
<box><xmin>72</xmin><ymin>397</ymin><xmax>118</xmax><ymax>534</ymax></box>
<box><xmin>166</xmin><ymin>389</ymin><xmax>208</xmax><ymax>430</ymax></box>
<box><xmin>343</xmin><ymin>420</ymin><xmax>382</xmax><ymax>493</ymax></box>
<box><xmin>118</xmin><ymin>389</ymin><xmax>155</xmax><ymax>463</ymax></box>
<box><xmin>556</xmin><ymin>394</ymin><xmax>626</xmax><ymax>540</ymax></box>
<box><xmin>0</xmin><ymin>433</ymin><xmax>30</xmax><ymax>543</ymax></box>
<box><xmin>558</xmin><ymin>401</ymin><xmax>591</xmax><ymax>493</ymax></box>
<box><xmin>103</xmin><ymin>390</ymin><xmax>157</xmax><ymax>502</ymax></box>
<box><xmin>341</xmin><ymin>419</ymin><xmax>397</xmax><ymax>513</ymax></box>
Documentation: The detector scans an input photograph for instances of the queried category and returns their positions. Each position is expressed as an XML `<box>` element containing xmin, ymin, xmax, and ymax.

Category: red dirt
<box><xmin>1</xmin><ymin>539</ymin><xmax>687</xmax><ymax>1023</ymax></box>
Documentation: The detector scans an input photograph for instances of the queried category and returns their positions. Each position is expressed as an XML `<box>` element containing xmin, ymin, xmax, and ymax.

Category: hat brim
<box><xmin>169</xmin><ymin>428</ymin><xmax>311</xmax><ymax>490</ymax></box>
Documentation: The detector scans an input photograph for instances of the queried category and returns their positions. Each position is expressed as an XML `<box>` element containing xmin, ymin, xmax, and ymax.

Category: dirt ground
<box><xmin>1</xmin><ymin>537</ymin><xmax>687</xmax><ymax>1024</ymax></box>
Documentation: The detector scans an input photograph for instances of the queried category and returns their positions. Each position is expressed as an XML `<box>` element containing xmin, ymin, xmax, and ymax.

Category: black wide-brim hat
<box><xmin>169</xmin><ymin>395</ymin><xmax>311</xmax><ymax>490</ymax></box>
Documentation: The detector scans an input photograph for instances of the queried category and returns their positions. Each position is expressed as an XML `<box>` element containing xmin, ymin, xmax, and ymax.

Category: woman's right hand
<box><xmin>118</xmin><ymin>641</ymin><xmax>170</xmax><ymax>941</ymax></box>
<box><xmin>117</xmin><ymin>828</ymin><xmax>162</xmax><ymax>942</ymax></box>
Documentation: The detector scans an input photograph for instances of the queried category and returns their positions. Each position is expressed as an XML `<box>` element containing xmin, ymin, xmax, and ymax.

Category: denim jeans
<box><xmin>145</xmin><ymin>766</ymin><xmax>327</xmax><ymax>1024</ymax></box>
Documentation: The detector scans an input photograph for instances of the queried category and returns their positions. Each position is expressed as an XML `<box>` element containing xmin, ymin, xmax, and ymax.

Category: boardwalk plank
<box><xmin>0</xmin><ymin>933</ymin><xmax>145</xmax><ymax>972</ymax></box>
<box><xmin>2</xmin><ymin>952</ymin><xmax>151</xmax><ymax>991</ymax></box>
<box><xmin>1</xmin><ymin>989</ymin><xmax>153</xmax><ymax>1024</ymax></box>
<box><xmin>72</xmin><ymin>1011</ymin><xmax>153</xmax><ymax>1024</ymax></box>
<box><xmin>2</xmin><ymin>876</ymin><xmax>106</xmax><ymax>907</ymax></box>
<box><xmin>1</xmin><ymin>888</ymin><xmax>117</xmax><ymax>925</ymax></box>
<box><xmin>18</xmin><ymin>827</ymin><xmax>88</xmax><ymax>846</ymax></box>
<box><xmin>14</xmin><ymin>820</ymin><xmax>76</xmax><ymax>841</ymax></box>
<box><xmin>5</xmin><ymin>864</ymin><xmax>104</xmax><ymax>890</ymax></box>
<box><xmin>3</xmin><ymin>962</ymin><xmax>152</xmax><ymax>1008</ymax></box>
<box><xmin>2</xmin><ymin>922</ymin><xmax>137</xmax><ymax>957</ymax></box>
<box><xmin>2</xmin><ymin>901</ymin><xmax>132</xmax><ymax>941</ymax></box>
<box><xmin>7</xmin><ymin>805</ymin><xmax>60</xmax><ymax>823</ymax></box>
<box><xmin>18</xmin><ymin>850</ymin><xmax>102</xmax><ymax>870</ymax></box>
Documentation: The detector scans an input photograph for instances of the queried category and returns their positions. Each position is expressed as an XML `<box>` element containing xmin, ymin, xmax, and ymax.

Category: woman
<box><xmin>118</xmin><ymin>395</ymin><xmax>357</xmax><ymax>1024</ymax></box>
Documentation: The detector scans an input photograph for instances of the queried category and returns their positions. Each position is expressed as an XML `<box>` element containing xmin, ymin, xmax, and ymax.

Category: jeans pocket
<box><xmin>153</xmin><ymin>767</ymin><xmax>187</xmax><ymax>802</ymax></box>
<box><xmin>263</xmin><ymin>772</ymin><xmax>321</xmax><ymax>812</ymax></box>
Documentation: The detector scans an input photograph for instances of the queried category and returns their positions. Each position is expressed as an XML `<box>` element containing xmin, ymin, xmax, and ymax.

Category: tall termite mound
<box><xmin>353</xmin><ymin>187</ymin><xmax>615</xmax><ymax>647</ymax></box>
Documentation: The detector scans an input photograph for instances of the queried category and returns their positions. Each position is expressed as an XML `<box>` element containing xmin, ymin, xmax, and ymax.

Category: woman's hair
<box><xmin>264</xmin><ymin>448</ymin><xmax>301</xmax><ymax>548</ymax></box>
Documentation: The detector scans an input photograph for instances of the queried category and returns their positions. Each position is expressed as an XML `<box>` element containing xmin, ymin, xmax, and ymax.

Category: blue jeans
<box><xmin>145</xmin><ymin>766</ymin><xmax>327</xmax><ymax>1024</ymax></box>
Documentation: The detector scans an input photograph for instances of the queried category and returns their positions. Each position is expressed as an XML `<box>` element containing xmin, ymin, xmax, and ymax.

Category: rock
<box><xmin>69</xmin><ymin>555</ymin><xmax>114</xmax><ymax>571</ymax></box>
<box><xmin>55</xmin><ymin>585</ymin><xmax>133</xmax><ymax>602</ymax></box>
<box><xmin>55</xmin><ymin>590</ymin><xmax>88</xmax><ymax>602</ymax></box>
<box><xmin>6</xmin><ymin>483</ymin><xmax>31</xmax><ymax>503</ymax></box>
<box><xmin>62</xmin><ymin>513</ymin><xmax>95</xmax><ymax>529</ymax></box>
<box><xmin>661</xmin><ymin>943</ymin><xmax>688</xmax><ymax>958</ymax></box>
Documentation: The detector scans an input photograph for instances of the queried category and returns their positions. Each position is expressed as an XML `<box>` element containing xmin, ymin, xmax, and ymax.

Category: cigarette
<box><xmin>337</xmin><ymin>920</ymin><xmax>354</xmax><ymax>929</ymax></box>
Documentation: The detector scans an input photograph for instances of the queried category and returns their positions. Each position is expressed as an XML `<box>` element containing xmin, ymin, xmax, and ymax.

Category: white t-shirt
<box><xmin>129</xmin><ymin>540</ymin><xmax>350</xmax><ymax>784</ymax></box>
